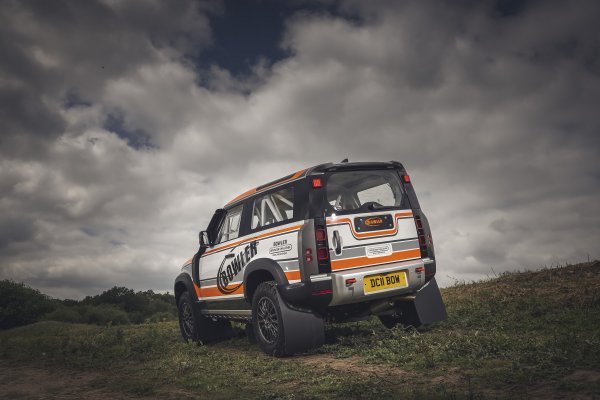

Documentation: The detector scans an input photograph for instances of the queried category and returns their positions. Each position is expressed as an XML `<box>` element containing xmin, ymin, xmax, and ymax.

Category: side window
<box><xmin>215</xmin><ymin>205</ymin><xmax>243</xmax><ymax>244</ymax></box>
<box><xmin>251</xmin><ymin>187</ymin><xmax>294</xmax><ymax>230</ymax></box>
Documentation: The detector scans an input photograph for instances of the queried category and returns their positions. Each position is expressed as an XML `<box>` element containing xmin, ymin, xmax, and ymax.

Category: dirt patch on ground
<box><xmin>288</xmin><ymin>353</ymin><xmax>412</xmax><ymax>381</ymax></box>
<box><xmin>0</xmin><ymin>362</ymin><xmax>133</xmax><ymax>400</ymax></box>
<box><xmin>566</xmin><ymin>370</ymin><xmax>600</xmax><ymax>383</ymax></box>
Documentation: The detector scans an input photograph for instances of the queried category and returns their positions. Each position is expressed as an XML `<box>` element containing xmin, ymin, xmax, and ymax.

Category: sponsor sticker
<box><xmin>365</xmin><ymin>243</ymin><xmax>393</xmax><ymax>258</ymax></box>
<box><xmin>269</xmin><ymin>239</ymin><xmax>292</xmax><ymax>256</ymax></box>
<box><xmin>364</xmin><ymin>217</ymin><xmax>384</xmax><ymax>227</ymax></box>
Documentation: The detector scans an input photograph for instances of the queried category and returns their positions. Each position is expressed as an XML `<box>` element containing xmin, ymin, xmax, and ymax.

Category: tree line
<box><xmin>0</xmin><ymin>280</ymin><xmax>176</xmax><ymax>329</ymax></box>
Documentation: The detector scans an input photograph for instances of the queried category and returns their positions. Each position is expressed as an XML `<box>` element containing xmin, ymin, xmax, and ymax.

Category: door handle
<box><xmin>332</xmin><ymin>230</ymin><xmax>342</xmax><ymax>255</ymax></box>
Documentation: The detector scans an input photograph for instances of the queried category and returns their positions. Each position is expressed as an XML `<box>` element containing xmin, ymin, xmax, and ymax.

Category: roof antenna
<box><xmin>341</xmin><ymin>158</ymin><xmax>348</xmax><ymax>163</ymax></box>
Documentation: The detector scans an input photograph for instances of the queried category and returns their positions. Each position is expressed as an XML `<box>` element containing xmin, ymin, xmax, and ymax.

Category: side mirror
<box><xmin>199</xmin><ymin>231</ymin><xmax>210</xmax><ymax>247</ymax></box>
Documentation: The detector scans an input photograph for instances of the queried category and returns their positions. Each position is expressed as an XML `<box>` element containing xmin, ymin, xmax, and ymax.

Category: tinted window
<box><xmin>325</xmin><ymin>170</ymin><xmax>406</xmax><ymax>214</ymax></box>
<box><xmin>215</xmin><ymin>204</ymin><xmax>243</xmax><ymax>244</ymax></box>
<box><xmin>251</xmin><ymin>187</ymin><xmax>294</xmax><ymax>229</ymax></box>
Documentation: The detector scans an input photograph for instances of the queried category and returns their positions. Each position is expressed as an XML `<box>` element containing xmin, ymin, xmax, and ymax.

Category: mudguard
<box><xmin>276</xmin><ymin>287</ymin><xmax>325</xmax><ymax>354</ymax></box>
<box><xmin>397</xmin><ymin>278</ymin><xmax>447</xmax><ymax>327</ymax></box>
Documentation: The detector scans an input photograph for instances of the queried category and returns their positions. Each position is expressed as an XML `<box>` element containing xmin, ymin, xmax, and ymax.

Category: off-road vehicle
<box><xmin>174</xmin><ymin>161</ymin><xmax>446</xmax><ymax>355</ymax></box>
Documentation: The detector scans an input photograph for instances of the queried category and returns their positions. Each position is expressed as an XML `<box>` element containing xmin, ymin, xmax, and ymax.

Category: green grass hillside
<box><xmin>1</xmin><ymin>261</ymin><xmax>599</xmax><ymax>399</ymax></box>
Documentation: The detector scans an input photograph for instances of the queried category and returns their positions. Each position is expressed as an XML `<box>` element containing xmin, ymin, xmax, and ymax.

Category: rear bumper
<box><xmin>327</xmin><ymin>258</ymin><xmax>432</xmax><ymax>306</ymax></box>
<box><xmin>278</xmin><ymin>258</ymin><xmax>434</xmax><ymax>310</ymax></box>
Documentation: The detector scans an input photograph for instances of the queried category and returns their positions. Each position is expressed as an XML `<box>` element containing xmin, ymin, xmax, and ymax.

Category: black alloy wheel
<box><xmin>252</xmin><ymin>281</ymin><xmax>286</xmax><ymax>356</ymax></box>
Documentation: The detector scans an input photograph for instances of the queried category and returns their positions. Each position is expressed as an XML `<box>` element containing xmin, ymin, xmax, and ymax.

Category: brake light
<box><xmin>317</xmin><ymin>247</ymin><xmax>329</xmax><ymax>261</ymax></box>
<box><xmin>402</xmin><ymin>175</ymin><xmax>410</xmax><ymax>183</ymax></box>
<box><xmin>315</xmin><ymin>228</ymin><xmax>327</xmax><ymax>241</ymax></box>
<box><xmin>312</xmin><ymin>178</ymin><xmax>323</xmax><ymax>188</ymax></box>
<box><xmin>314</xmin><ymin>223</ymin><xmax>331</xmax><ymax>273</ymax></box>
<box><xmin>414</xmin><ymin>215</ymin><xmax>429</xmax><ymax>258</ymax></box>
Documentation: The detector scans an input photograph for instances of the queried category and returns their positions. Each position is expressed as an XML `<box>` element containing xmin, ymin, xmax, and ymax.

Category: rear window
<box><xmin>325</xmin><ymin>170</ymin><xmax>407</xmax><ymax>214</ymax></box>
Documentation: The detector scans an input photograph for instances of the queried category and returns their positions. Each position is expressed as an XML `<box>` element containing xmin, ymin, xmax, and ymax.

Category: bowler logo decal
<box><xmin>217</xmin><ymin>241</ymin><xmax>258</xmax><ymax>294</ymax></box>
<box><xmin>364</xmin><ymin>217</ymin><xmax>384</xmax><ymax>227</ymax></box>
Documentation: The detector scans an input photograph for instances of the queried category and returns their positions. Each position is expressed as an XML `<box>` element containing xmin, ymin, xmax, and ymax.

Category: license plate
<box><xmin>364</xmin><ymin>271</ymin><xmax>408</xmax><ymax>294</ymax></box>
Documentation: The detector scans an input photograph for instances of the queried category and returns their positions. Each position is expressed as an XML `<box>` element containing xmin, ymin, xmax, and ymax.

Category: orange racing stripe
<box><xmin>196</xmin><ymin>283</ymin><xmax>245</xmax><ymax>298</ymax></box>
<box><xmin>331</xmin><ymin>248</ymin><xmax>421</xmax><ymax>271</ymax></box>
<box><xmin>194</xmin><ymin>271</ymin><xmax>301</xmax><ymax>299</ymax></box>
<box><xmin>203</xmin><ymin>223</ymin><xmax>302</xmax><ymax>257</ymax></box>
<box><xmin>326</xmin><ymin>211</ymin><xmax>413</xmax><ymax>239</ymax></box>
<box><xmin>225</xmin><ymin>169</ymin><xmax>306</xmax><ymax>206</ymax></box>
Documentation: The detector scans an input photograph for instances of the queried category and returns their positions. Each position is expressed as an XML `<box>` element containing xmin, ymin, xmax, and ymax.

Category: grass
<box><xmin>1</xmin><ymin>261</ymin><xmax>599</xmax><ymax>399</ymax></box>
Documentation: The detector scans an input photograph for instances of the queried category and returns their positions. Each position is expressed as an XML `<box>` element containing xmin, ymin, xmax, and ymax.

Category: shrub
<box><xmin>43</xmin><ymin>306</ymin><xmax>84</xmax><ymax>324</ymax></box>
<box><xmin>0</xmin><ymin>280</ymin><xmax>56</xmax><ymax>329</ymax></box>
<box><xmin>82</xmin><ymin>305</ymin><xmax>131</xmax><ymax>326</ymax></box>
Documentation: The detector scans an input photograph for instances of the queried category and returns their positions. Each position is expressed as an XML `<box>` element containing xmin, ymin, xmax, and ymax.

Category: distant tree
<box><xmin>43</xmin><ymin>306</ymin><xmax>83</xmax><ymax>323</ymax></box>
<box><xmin>82</xmin><ymin>286</ymin><xmax>176</xmax><ymax>323</ymax></box>
<box><xmin>0</xmin><ymin>280</ymin><xmax>56</xmax><ymax>329</ymax></box>
<box><xmin>82</xmin><ymin>304</ymin><xmax>130</xmax><ymax>326</ymax></box>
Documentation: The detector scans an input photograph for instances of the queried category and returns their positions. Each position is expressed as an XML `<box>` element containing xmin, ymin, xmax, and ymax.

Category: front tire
<box><xmin>252</xmin><ymin>281</ymin><xmax>286</xmax><ymax>356</ymax></box>
<box><xmin>178</xmin><ymin>291</ymin><xmax>233</xmax><ymax>343</ymax></box>
<box><xmin>178</xmin><ymin>291</ymin><xmax>199</xmax><ymax>342</ymax></box>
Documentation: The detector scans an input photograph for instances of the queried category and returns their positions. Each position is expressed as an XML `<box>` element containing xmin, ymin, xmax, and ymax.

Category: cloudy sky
<box><xmin>1</xmin><ymin>0</ymin><xmax>598</xmax><ymax>299</ymax></box>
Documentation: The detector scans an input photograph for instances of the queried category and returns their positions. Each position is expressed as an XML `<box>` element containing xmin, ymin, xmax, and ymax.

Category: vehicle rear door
<box><xmin>323</xmin><ymin>169</ymin><xmax>421</xmax><ymax>274</ymax></box>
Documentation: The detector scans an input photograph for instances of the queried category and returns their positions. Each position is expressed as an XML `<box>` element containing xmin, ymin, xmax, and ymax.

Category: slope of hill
<box><xmin>1</xmin><ymin>261</ymin><xmax>599</xmax><ymax>399</ymax></box>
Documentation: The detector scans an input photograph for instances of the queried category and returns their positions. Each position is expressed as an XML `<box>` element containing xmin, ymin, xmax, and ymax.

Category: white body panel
<box><xmin>196</xmin><ymin>221</ymin><xmax>303</xmax><ymax>301</ymax></box>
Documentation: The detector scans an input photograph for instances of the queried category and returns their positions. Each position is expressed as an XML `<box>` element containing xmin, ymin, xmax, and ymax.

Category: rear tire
<box><xmin>252</xmin><ymin>281</ymin><xmax>287</xmax><ymax>356</ymax></box>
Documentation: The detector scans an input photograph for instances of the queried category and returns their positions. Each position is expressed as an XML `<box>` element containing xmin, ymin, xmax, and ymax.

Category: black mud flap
<box><xmin>397</xmin><ymin>278</ymin><xmax>447</xmax><ymax>327</ymax></box>
<box><xmin>277</xmin><ymin>289</ymin><xmax>325</xmax><ymax>354</ymax></box>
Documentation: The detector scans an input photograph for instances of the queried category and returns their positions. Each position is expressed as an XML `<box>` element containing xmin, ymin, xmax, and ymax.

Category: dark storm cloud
<box><xmin>0</xmin><ymin>0</ymin><xmax>598</xmax><ymax>297</ymax></box>
<box><xmin>0</xmin><ymin>0</ymin><xmax>216</xmax><ymax>154</ymax></box>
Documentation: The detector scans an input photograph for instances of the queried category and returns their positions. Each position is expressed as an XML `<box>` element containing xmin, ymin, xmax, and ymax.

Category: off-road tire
<box><xmin>178</xmin><ymin>290</ymin><xmax>233</xmax><ymax>343</ymax></box>
<box><xmin>178</xmin><ymin>291</ymin><xmax>200</xmax><ymax>342</ymax></box>
<box><xmin>252</xmin><ymin>281</ymin><xmax>287</xmax><ymax>356</ymax></box>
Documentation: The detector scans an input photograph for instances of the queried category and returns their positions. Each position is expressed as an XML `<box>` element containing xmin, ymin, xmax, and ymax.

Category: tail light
<box><xmin>315</xmin><ymin>228</ymin><xmax>327</xmax><ymax>241</ymax></box>
<box><xmin>414</xmin><ymin>215</ymin><xmax>429</xmax><ymax>258</ymax></box>
<box><xmin>314</xmin><ymin>220</ymin><xmax>331</xmax><ymax>273</ymax></box>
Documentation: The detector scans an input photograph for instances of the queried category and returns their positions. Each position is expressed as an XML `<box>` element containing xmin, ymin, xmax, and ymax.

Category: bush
<box><xmin>0</xmin><ymin>280</ymin><xmax>56</xmax><ymax>329</ymax></box>
<box><xmin>43</xmin><ymin>306</ymin><xmax>84</xmax><ymax>324</ymax></box>
<box><xmin>83</xmin><ymin>305</ymin><xmax>131</xmax><ymax>326</ymax></box>
<box><xmin>0</xmin><ymin>281</ymin><xmax>176</xmax><ymax>329</ymax></box>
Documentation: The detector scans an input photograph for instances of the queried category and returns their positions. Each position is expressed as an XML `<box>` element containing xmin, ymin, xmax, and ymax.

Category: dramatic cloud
<box><xmin>0</xmin><ymin>0</ymin><xmax>598</xmax><ymax>298</ymax></box>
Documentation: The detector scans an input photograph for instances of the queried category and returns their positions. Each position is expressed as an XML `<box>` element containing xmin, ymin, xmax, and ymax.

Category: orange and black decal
<box><xmin>217</xmin><ymin>241</ymin><xmax>258</xmax><ymax>294</ymax></box>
